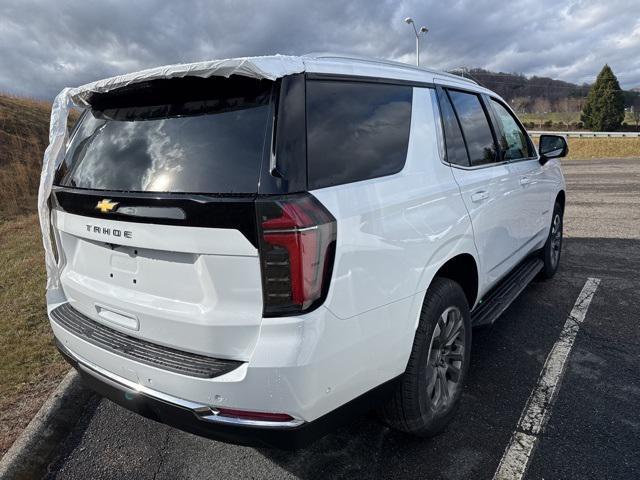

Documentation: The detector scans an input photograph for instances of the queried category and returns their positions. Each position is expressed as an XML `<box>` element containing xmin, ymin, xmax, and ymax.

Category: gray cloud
<box><xmin>1</xmin><ymin>0</ymin><xmax>638</xmax><ymax>99</ymax></box>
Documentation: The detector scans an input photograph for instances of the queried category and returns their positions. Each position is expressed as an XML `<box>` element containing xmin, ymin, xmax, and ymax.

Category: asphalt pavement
<box><xmin>44</xmin><ymin>158</ymin><xmax>640</xmax><ymax>480</ymax></box>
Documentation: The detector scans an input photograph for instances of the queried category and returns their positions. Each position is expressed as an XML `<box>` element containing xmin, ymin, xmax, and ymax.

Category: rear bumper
<box><xmin>50</xmin><ymin>291</ymin><xmax>417</xmax><ymax>420</ymax></box>
<box><xmin>56</xmin><ymin>341</ymin><xmax>399</xmax><ymax>449</ymax></box>
<box><xmin>49</xmin><ymin>288</ymin><xmax>419</xmax><ymax>447</ymax></box>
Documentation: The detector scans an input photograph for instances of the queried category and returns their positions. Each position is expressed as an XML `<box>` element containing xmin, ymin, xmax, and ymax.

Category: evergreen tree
<box><xmin>581</xmin><ymin>65</ymin><xmax>625</xmax><ymax>131</ymax></box>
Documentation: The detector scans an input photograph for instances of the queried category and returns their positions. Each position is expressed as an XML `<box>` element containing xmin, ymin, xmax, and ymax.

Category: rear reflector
<box><xmin>216</xmin><ymin>407</ymin><xmax>296</xmax><ymax>423</ymax></box>
<box><xmin>257</xmin><ymin>193</ymin><xmax>336</xmax><ymax>316</ymax></box>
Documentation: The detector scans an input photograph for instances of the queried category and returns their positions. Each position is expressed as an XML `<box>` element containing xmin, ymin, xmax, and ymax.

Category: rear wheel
<box><xmin>378</xmin><ymin>278</ymin><xmax>471</xmax><ymax>437</ymax></box>
<box><xmin>540</xmin><ymin>201</ymin><xmax>563</xmax><ymax>279</ymax></box>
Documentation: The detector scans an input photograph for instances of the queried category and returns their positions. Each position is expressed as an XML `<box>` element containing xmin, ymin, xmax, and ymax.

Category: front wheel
<box><xmin>378</xmin><ymin>278</ymin><xmax>471</xmax><ymax>437</ymax></box>
<box><xmin>540</xmin><ymin>201</ymin><xmax>563</xmax><ymax>279</ymax></box>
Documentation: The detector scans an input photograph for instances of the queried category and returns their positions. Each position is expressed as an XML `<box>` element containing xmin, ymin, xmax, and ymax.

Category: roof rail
<box><xmin>303</xmin><ymin>52</ymin><xmax>477</xmax><ymax>85</ymax></box>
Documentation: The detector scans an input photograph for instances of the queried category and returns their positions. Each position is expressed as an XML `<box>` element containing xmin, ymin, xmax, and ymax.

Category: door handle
<box><xmin>520</xmin><ymin>176</ymin><xmax>532</xmax><ymax>186</ymax></box>
<box><xmin>471</xmin><ymin>191</ymin><xmax>489</xmax><ymax>202</ymax></box>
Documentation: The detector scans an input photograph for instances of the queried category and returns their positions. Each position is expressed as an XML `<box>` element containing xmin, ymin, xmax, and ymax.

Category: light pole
<box><xmin>404</xmin><ymin>17</ymin><xmax>428</xmax><ymax>66</ymax></box>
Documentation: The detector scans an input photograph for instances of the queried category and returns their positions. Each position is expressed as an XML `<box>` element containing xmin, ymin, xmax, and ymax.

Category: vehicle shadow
<box><xmin>257</xmin><ymin>415</ymin><xmax>428</xmax><ymax>480</ymax></box>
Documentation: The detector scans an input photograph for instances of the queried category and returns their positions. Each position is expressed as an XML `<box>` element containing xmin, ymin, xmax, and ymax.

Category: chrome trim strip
<box><xmin>264</xmin><ymin>225</ymin><xmax>319</xmax><ymax>234</ymax></box>
<box><xmin>58</xmin><ymin>342</ymin><xmax>305</xmax><ymax>429</ymax></box>
<box><xmin>116</xmin><ymin>206</ymin><xmax>186</xmax><ymax>220</ymax></box>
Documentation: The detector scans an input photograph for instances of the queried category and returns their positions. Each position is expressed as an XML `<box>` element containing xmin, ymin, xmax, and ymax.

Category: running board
<box><xmin>471</xmin><ymin>256</ymin><xmax>543</xmax><ymax>327</ymax></box>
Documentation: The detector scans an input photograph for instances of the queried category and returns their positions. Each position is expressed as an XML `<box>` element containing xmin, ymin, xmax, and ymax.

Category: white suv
<box><xmin>46</xmin><ymin>54</ymin><xmax>567</xmax><ymax>448</ymax></box>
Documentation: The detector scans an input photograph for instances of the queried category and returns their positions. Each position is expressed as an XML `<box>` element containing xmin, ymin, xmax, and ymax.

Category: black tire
<box><xmin>378</xmin><ymin>277</ymin><xmax>471</xmax><ymax>437</ymax></box>
<box><xmin>540</xmin><ymin>201</ymin><xmax>563</xmax><ymax>279</ymax></box>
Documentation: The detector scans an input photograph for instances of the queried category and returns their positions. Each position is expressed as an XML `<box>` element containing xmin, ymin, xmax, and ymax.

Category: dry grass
<box><xmin>565</xmin><ymin>137</ymin><xmax>640</xmax><ymax>159</ymax></box>
<box><xmin>0</xmin><ymin>214</ymin><xmax>68</xmax><ymax>456</ymax></box>
<box><xmin>529</xmin><ymin>135</ymin><xmax>640</xmax><ymax>159</ymax></box>
<box><xmin>0</xmin><ymin>95</ymin><xmax>51</xmax><ymax>219</ymax></box>
<box><xmin>0</xmin><ymin>94</ymin><xmax>77</xmax><ymax>457</ymax></box>
<box><xmin>0</xmin><ymin>94</ymin><xmax>78</xmax><ymax>220</ymax></box>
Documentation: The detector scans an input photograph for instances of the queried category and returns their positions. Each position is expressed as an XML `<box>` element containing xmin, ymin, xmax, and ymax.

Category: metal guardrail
<box><xmin>528</xmin><ymin>130</ymin><xmax>640</xmax><ymax>138</ymax></box>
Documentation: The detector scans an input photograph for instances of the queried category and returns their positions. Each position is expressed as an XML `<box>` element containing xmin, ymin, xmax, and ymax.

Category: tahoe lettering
<box><xmin>86</xmin><ymin>224</ymin><xmax>132</xmax><ymax>239</ymax></box>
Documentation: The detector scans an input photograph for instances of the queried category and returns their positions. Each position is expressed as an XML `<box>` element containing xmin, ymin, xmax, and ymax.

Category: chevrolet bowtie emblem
<box><xmin>96</xmin><ymin>199</ymin><xmax>119</xmax><ymax>213</ymax></box>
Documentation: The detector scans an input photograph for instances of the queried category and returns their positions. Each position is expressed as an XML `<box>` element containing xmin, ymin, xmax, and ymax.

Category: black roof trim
<box><xmin>305</xmin><ymin>72</ymin><xmax>435</xmax><ymax>89</ymax></box>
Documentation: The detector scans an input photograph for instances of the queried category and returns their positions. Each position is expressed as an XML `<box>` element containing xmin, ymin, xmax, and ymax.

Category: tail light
<box><xmin>257</xmin><ymin>193</ymin><xmax>336</xmax><ymax>316</ymax></box>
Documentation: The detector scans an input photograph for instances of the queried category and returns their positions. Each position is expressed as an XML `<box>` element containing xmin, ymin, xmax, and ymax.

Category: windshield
<box><xmin>56</xmin><ymin>76</ymin><xmax>273</xmax><ymax>194</ymax></box>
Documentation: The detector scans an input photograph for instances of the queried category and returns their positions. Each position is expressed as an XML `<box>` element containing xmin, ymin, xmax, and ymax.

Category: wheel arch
<box><xmin>433</xmin><ymin>253</ymin><xmax>479</xmax><ymax>309</ymax></box>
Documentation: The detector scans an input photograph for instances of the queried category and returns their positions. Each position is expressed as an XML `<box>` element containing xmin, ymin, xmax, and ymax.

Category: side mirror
<box><xmin>538</xmin><ymin>135</ymin><xmax>568</xmax><ymax>164</ymax></box>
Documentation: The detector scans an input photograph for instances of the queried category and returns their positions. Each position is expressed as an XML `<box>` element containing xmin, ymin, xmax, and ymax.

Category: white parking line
<box><xmin>493</xmin><ymin>277</ymin><xmax>601</xmax><ymax>480</ymax></box>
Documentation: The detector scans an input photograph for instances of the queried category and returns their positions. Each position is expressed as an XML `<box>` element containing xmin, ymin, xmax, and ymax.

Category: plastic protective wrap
<box><xmin>38</xmin><ymin>55</ymin><xmax>306</xmax><ymax>292</ymax></box>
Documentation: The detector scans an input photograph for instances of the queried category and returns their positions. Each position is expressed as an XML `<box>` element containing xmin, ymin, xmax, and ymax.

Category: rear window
<box><xmin>306</xmin><ymin>81</ymin><xmax>413</xmax><ymax>190</ymax></box>
<box><xmin>56</xmin><ymin>76</ymin><xmax>273</xmax><ymax>194</ymax></box>
<box><xmin>437</xmin><ymin>89</ymin><xmax>470</xmax><ymax>167</ymax></box>
<box><xmin>447</xmin><ymin>90</ymin><xmax>497</xmax><ymax>167</ymax></box>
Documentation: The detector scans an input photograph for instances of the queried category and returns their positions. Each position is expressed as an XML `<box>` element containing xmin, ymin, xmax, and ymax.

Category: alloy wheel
<box><xmin>426</xmin><ymin>306</ymin><xmax>465</xmax><ymax>411</ymax></box>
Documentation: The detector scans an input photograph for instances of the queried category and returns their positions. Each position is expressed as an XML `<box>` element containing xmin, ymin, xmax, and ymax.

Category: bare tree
<box><xmin>511</xmin><ymin>97</ymin><xmax>530</xmax><ymax>114</ymax></box>
<box><xmin>533</xmin><ymin>97</ymin><xmax>551</xmax><ymax>113</ymax></box>
<box><xmin>556</xmin><ymin>98</ymin><xmax>576</xmax><ymax>130</ymax></box>
<box><xmin>532</xmin><ymin>98</ymin><xmax>551</xmax><ymax>128</ymax></box>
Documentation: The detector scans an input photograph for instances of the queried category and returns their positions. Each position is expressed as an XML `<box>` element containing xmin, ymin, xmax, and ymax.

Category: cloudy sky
<box><xmin>1</xmin><ymin>0</ymin><xmax>639</xmax><ymax>99</ymax></box>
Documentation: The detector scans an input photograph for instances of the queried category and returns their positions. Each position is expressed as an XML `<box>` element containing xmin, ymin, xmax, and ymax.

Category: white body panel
<box><xmin>47</xmin><ymin>55</ymin><xmax>566</xmax><ymax>425</ymax></box>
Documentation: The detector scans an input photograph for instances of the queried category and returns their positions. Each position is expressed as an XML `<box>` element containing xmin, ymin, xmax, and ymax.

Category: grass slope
<box><xmin>0</xmin><ymin>214</ymin><xmax>68</xmax><ymax>456</ymax></box>
<box><xmin>527</xmin><ymin>135</ymin><xmax>640</xmax><ymax>159</ymax></box>
<box><xmin>566</xmin><ymin>138</ymin><xmax>640</xmax><ymax>159</ymax></box>
<box><xmin>0</xmin><ymin>94</ymin><xmax>69</xmax><ymax>457</ymax></box>
<box><xmin>0</xmin><ymin>94</ymin><xmax>52</xmax><ymax>220</ymax></box>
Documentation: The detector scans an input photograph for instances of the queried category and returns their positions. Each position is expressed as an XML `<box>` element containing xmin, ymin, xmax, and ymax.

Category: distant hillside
<box><xmin>462</xmin><ymin>68</ymin><xmax>591</xmax><ymax>103</ymax></box>
<box><xmin>449</xmin><ymin>68</ymin><xmax>640</xmax><ymax>116</ymax></box>
<box><xmin>0</xmin><ymin>94</ymin><xmax>52</xmax><ymax>218</ymax></box>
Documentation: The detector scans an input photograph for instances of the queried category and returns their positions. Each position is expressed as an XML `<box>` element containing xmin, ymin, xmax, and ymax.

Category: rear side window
<box><xmin>448</xmin><ymin>90</ymin><xmax>497</xmax><ymax>167</ymax></box>
<box><xmin>490</xmin><ymin>99</ymin><xmax>535</xmax><ymax>160</ymax></box>
<box><xmin>306</xmin><ymin>81</ymin><xmax>413</xmax><ymax>190</ymax></box>
<box><xmin>437</xmin><ymin>90</ymin><xmax>469</xmax><ymax>167</ymax></box>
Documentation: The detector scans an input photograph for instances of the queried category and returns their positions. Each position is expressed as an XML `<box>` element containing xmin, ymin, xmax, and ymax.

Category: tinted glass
<box><xmin>448</xmin><ymin>90</ymin><xmax>497</xmax><ymax>166</ymax></box>
<box><xmin>306</xmin><ymin>81</ymin><xmax>413</xmax><ymax>190</ymax></box>
<box><xmin>438</xmin><ymin>90</ymin><xmax>469</xmax><ymax>166</ymax></box>
<box><xmin>490</xmin><ymin>99</ymin><xmax>534</xmax><ymax>160</ymax></box>
<box><xmin>57</xmin><ymin>78</ymin><xmax>272</xmax><ymax>194</ymax></box>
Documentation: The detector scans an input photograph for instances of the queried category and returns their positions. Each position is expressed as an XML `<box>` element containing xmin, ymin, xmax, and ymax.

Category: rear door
<box><xmin>51</xmin><ymin>76</ymin><xmax>279</xmax><ymax>361</ymax></box>
<box><xmin>436</xmin><ymin>86</ymin><xmax>524</xmax><ymax>290</ymax></box>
